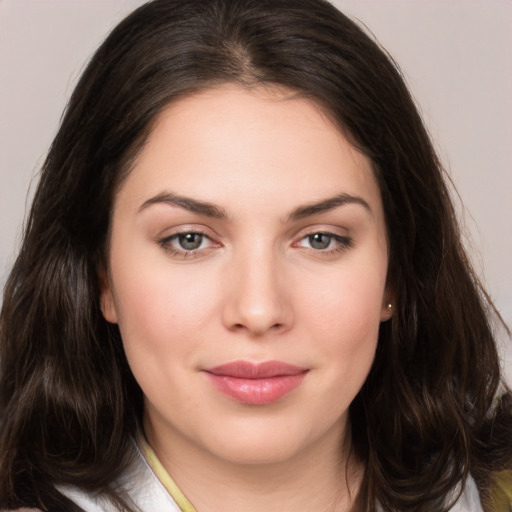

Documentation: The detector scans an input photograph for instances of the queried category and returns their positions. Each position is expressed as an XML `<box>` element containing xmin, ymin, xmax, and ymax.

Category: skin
<box><xmin>101</xmin><ymin>85</ymin><xmax>392</xmax><ymax>512</ymax></box>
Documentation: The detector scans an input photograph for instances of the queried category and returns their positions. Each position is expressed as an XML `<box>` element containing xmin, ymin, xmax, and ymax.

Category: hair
<box><xmin>1</xmin><ymin>0</ymin><xmax>511</xmax><ymax>510</ymax></box>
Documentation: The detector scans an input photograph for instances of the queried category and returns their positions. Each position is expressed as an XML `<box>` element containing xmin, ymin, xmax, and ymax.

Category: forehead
<box><xmin>116</xmin><ymin>84</ymin><xmax>382</xmax><ymax>217</ymax></box>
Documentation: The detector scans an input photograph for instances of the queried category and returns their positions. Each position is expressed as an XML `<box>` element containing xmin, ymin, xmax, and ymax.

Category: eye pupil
<box><xmin>309</xmin><ymin>233</ymin><xmax>331</xmax><ymax>250</ymax></box>
<box><xmin>179</xmin><ymin>233</ymin><xmax>203</xmax><ymax>250</ymax></box>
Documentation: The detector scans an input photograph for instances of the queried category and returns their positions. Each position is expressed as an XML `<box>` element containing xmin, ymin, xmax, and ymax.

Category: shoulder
<box><xmin>58</xmin><ymin>443</ymin><xmax>181</xmax><ymax>512</ymax></box>
<box><xmin>448</xmin><ymin>474</ymin><xmax>484</xmax><ymax>512</ymax></box>
<box><xmin>373</xmin><ymin>474</ymin><xmax>485</xmax><ymax>512</ymax></box>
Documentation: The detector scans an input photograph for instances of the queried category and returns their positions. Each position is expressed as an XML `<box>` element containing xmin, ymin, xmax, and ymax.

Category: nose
<box><xmin>222</xmin><ymin>247</ymin><xmax>293</xmax><ymax>337</ymax></box>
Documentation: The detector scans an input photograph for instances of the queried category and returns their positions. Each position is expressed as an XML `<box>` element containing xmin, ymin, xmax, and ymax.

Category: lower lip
<box><xmin>204</xmin><ymin>372</ymin><xmax>307</xmax><ymax>405</ymax></box>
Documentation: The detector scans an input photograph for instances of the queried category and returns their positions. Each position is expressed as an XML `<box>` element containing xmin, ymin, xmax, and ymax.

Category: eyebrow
<box><xmin>139</xmin><ymin>192</ymin><xmax>229</xmax><ymax>219</ymax></box>
<box><xmin>139</xmin><ymin>191</ymin><xmax>371</xmax><ymax>221</ymax></box>
<box><xmin>285</xmin><ymin>193</ymin><xmax>372</xmax><ymax>222</ymax></box>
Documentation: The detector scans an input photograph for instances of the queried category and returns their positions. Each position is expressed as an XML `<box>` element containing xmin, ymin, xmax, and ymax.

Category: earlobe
<box><xmin>380</xmin><ymin>275</ymin><xmax>395</xmax><ymax>322</ymax></box>
<box><xmin>98</xmin><ymin>268</ymin><xmax>118</xmax><ymax>324</ymax></box>
<box><xmin>380</xmin><ymin>301</ymin><xmax>393</xmax><ymax>322</ymax></box>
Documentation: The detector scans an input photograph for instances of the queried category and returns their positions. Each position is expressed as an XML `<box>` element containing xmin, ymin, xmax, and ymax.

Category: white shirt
<box><xmin>59</xmin><ymin>444</ymin><xmax>484</xmax><ymax>512</ymax></box>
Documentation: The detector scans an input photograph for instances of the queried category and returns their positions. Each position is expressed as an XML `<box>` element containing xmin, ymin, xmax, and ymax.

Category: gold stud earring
<box><xmin>386</xmin><ymin>303</ymin><xmax>393</xmax><ymax>311</ymax></box>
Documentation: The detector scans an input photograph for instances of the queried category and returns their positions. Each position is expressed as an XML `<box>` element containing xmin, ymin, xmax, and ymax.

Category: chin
<box><xmin>197</xmin><ymin>417</ymin><xmax>327</xmax><ymax>467</ymax></box>
<box><xmin>211</xmin><ymin>438</ymin><xmax>304</xmax><ymax>466</ymax></box>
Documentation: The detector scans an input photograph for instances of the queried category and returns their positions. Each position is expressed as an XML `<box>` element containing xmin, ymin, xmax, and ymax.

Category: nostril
<box><xmin>230</xmin><ymin>321</ymin><xmax>285</xmax><ymax>335</ymax></box>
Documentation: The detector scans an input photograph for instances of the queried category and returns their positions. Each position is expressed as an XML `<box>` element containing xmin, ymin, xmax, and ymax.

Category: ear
<box><xmin>380</xmin><ymin>287</ymin><xmax>395</xmax><ymax>322</ymax></box>
<box><xmin>98</xmin><ymin>266</ymin><xmax>118</xmax><ymax>324</ymax></box>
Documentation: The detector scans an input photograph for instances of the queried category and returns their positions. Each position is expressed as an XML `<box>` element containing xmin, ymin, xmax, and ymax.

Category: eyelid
<box><xmin>156</xmin><ymin>225</ymin><xmax>223</xmax><ymax>258</ymax></box>
<box><xmin>156</xmin><ymin>223</ymin><xmax>221</xmax><ymax>241</ymax></box>
<box><xmin>291</xmin><ymin>225</ymin><xmax>353</xmax><ymax>254</ymax></box>
<box><xmin>292</xmin><ymin>224</ymin><xmax>350</xmax><ymax>241</ymax></box>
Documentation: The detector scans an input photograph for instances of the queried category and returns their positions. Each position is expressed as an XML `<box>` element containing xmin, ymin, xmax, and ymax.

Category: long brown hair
<box><xmin>1</xmin><ymin>1</ymin><xmax>510</xmax><ymax>510</ymax></box>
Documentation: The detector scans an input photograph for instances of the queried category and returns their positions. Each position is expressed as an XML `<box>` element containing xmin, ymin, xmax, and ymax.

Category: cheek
<box><xmin>111</xmin><ymin>263</ymin><xmax>223</xmax><ymax>414</ymax></box>
<box><xmin>110</xmin><ymin>256</ymin><xmax>222</xmax><ymax>362</ymax></box>
<box><xmin>303</xmin><ymin>259</ymin><xmax>386</xmax><ymax>332</ymax></box>
<box><xmin>298</xmin><ymin>256</ymin><xmax>386</xmax><ymax>378</ymax></box>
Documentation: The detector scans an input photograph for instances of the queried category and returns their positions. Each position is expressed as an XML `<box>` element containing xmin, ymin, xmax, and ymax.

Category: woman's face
<box><xmin>101</xmin><ymin>85</ymin><xmax>392</xmax><ymax>466</ymax></box>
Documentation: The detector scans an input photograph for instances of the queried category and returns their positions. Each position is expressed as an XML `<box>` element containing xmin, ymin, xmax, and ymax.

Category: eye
<box><xmin>306</xmin><ymin>233</ymin><xmax>334</xmax><ymax>250</ymax></box>
<box><xmin>174</xmin><ymin>232</ymin><xmax>207</xmax><ymax>251</ymax></box>
<box><xmin>296</xmin><ymin>232</ymin><xmax>352</xmax><ymax>252</ymax></box>
<box><xmin>158</xmin><ymin>230</ymin><xmax>216</xmax><ymax>256</ymax></box>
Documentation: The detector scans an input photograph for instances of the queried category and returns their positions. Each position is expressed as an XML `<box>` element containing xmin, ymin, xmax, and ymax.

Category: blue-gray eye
<box><xmin>177</xmin><ymin>233</ymin><xmax>204</xmax><ymax>250</ymax></box>
<box><xmin>308</xmin><ymin>233</ymin><xmax>333</xmax><ymax>250</ymax></box>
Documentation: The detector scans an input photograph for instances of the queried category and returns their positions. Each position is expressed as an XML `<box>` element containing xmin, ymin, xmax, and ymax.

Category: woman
<box><xmin>0</xmin><ymin>0</ymin><xmax>510</xmax><ymax>510</ymax></box>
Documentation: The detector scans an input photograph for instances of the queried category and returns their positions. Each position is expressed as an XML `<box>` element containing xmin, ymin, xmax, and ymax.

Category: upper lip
<box><xmin>205</xmin><ymin>361</ymin><xmax>308</xmax><ymax>379</ymax></box>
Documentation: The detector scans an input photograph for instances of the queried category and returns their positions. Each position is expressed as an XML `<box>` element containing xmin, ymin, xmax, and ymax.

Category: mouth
<box><xmin>203</xmin><ymin>361</ymin><xmax>308</xmax><ymax>405</ymax></box>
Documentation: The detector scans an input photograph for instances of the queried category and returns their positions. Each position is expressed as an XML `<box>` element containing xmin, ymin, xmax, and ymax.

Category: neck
<box><xmin>144</xmin><ymin>416</ymin><xmax>364</xmax><ymax>512</ymax></box>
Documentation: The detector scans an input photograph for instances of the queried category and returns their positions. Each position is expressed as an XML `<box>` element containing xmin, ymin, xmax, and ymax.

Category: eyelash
<box><xmin>157</xmin><ymin>230</ymin><xmax>353</xmax><ymax>258</ymax></box>
<box><xmin>295</xmin><ymin>232</ymin><xmax>353</xmax><ymax>254</ymax></box>
<box><xmin>158</xmin><ymin>230</ymin><xmax>215</xmax><ymax>258</ymax></box>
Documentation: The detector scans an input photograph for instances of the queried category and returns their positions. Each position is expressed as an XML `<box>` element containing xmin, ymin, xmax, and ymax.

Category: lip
<box><xmin>203</xmin><ymin>361</ymin><xmax>308</xmax><ymax>405</ymax></box>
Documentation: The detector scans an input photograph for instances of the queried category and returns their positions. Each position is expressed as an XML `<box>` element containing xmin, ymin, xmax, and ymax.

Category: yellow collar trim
<box><xmin>491</xmin><ymin>469</ymin><xmax>512</xmax><ymax>511</ymax></box>
<box><xmin>140</xmin><ymin>437</ymin><xmax>197</xmax><ymax>512</ymax></box>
